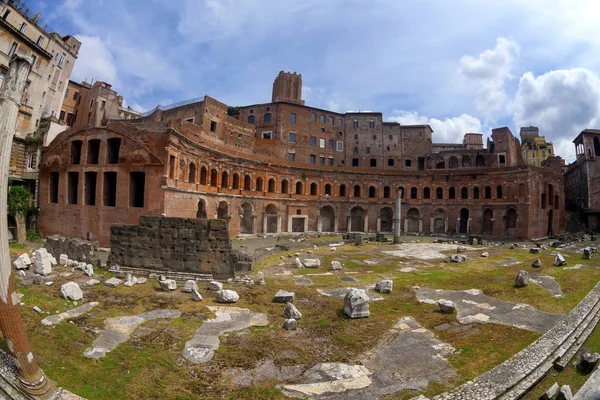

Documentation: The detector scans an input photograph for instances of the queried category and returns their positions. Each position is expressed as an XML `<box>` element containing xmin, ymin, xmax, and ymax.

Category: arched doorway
<box><xmin>350</xmin><ymin>206</ymin><xmax>365</xmax><ymax>232</ymax></box>
<box><xmin>448</xmin><ymin>156</ymin><xmax>458</xmax><ymax>169</ymax></box>
<box><xmin>217</xmin><ymin>201</ymin><xmax>228</xmax><ymax>220</ymax></box>
<box><xmin>505</xmin><ymin>208</ymin><xmax>517</xmax><ymax>236</ymax></box>
<box><xmin>482</xmin><ymin>209</ymin><xmax>493</xmax><ymax>235</ymax></box>
<box><xmin>407</xmin><ymin>208</ymin><xmax>420</xmax><ymax>232</ymax></box>
<box><xmin>462</xmin><ymin>155</ymin><xmax>472</xmax><ymax>167</ymax></box>
<box><xmin>476</xmin><ymin>155</ymin><xmax>485</xmax><ymax>167</ymax></box>
<box><xmin>380</xmin><ymin>207</ymin><xmax>393</xmax><ymax>232</ymax></box>
<box><xmin>433</xmin><ymin>208</ymin><xmax>446</xmax><ymax>233</ymax></box>
<box><xmin>240</xmin><ymin>202</ymin><xmax>254</xmax><ymax>234</ymax></box>
<box><xmin>265</xmin><ymin>204</ymin><xmax>278</xmax><ymax>233</ymax></box>
<box><xmin>548</xmin><ymin>210</ymin><xmax>553</xmax><ymax>236</ymax></box>
<box><xmin>459</xmin><ymin>208</ymin><xmax>469</xmax><ymax>233</ymax></box>
<box><xmin>196</xmin><ymin>200</ymin><xmax>207</xmax><ymax>218</ymax></box>
<box><xmin>320</xmin><ymin>206</ymin><xmax>335</xmax><ymax>232</ymax></box>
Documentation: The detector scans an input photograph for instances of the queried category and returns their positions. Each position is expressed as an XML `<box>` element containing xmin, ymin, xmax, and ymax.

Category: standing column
<box><xmin>262</xmin><ymin>215</ymin><xmax>267</xmax><ymax>234</ymax></box>
<box><xmin>347</xmin><ymin>216</ymin><xmax>352</xmax><ymax>232</ymax></box>
<box><xmin>363</xmin><ymin>216</ymin><xmax>369</xmax><ymax>232</ymax></box>
<box><xmin>334</xmin><ymin>215</ymin><xmax>339</xmax><ymax>232</ymax></box>
<box><xmin>251</xmin><ymin>215</ymin><xmax>257</xmax><ymax>234</ymax></box>
<box><xmin>276</xmin><ymin>216</ymin><xmax>281</xmax><ymax>233</ymax></box>
<box><xmin>376</xmin><ymin>217</ymin><xmax>381</xmax><ymax>232</ymax></box>
<box><xmin>393</xmin><ymin>188</ymin><xmax>402</xmax><ymax>244</ymax></box>
<box><xmin>317</xmin><ymin>216</ymin><xmax>322</xmax><ymax>232</ymax></box>
<box><xmin>0</xmin><ymin>56</ymin><xmax>54</xmax><ymax>396</ymax></box>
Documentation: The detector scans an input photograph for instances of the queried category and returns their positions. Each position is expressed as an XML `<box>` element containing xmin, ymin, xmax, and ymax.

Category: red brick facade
<box><xmin>38</xmin><ymin>72</ymin><xmax>566</xmax><ymax>246</ymax></box>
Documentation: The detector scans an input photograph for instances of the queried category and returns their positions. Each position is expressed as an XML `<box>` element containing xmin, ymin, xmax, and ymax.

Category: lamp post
<box><xmin>0</xmin><ymin>55</ymin><xmax>54</xmax><ymax>397</ymax></box>
<box><xmin>393</xmin><ymin>188</ymin><xmax>402</xmax><ymax>244</ymax></box>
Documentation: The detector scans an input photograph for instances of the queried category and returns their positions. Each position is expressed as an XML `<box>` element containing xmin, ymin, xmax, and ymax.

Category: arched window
<box><xmin>188</xmin><ymin>163</ymin><xmax>196</xmax><ymax>183</ymax></box>
<box><xmin>410</xmin><ymin>187</ymin><xmax>417</xmax><ymax>199</ymax></box>
<box><xmin>461</xmin><ymin>187</ymin><xmax>468</xmax><ymax>199</ymax></box>
<box><xmin>324</xmin><ymin>184</ymin><xmax>332</xmax><ymax>196</ymax></box>
<box><xmin>210</xmin><ymin>169</ymin><xmax>218</xmax><ymax>186</ymax></box>
<box><xmin>369</xmin><ymin>186</ymin><xmax>376</xmax><ymax>198</ymax></box>
<box><xmin>485</xmin><ymin>186</ymin><xmax>492</xmax><ymax>199</ymax></box>
<box><xmin>383</xmin><ymin>186</ymin><xmax>390</xmax><ymax>198</ymax></box>
<box><xmin>221</xmin><ymin>171</ymin><xmax>229</xmax><ymax>188</ymax></box>
<box><xmin>339</xmin><ymin>184</ymin><xmax>346</xmax><ymax>197</ymax></box>
<box><xmin>436</xmin><ymin>187</ymin><xmax>443</xmax><ymax>199</ymax></box>
<box><xmin>268</xmin><ymin>178</ymin><xmax>275</xmax><ymax>193</ymax></box>
<box><xmin>354</xmin><ymin>185</ymin><xmax>361</xmax><ymax>197</ymax></box>
<box><xmin>256</xmin><ymin>177</ymin><xmax>263</xmax><ymax>192</ymax></box>
<box><xmin>200</xmin><ymin>167</ymin><xmax>208</xmax><ymax>185</ymax></box>
<box><xmin>281</xmin><ymin>179</ymin><xmax>288</xmax><ymax>194</ymax></box>
<box><xmin>248</xmin><ymin>115</ymin><xmax>255</xmax><ymax>124</ymax></box>
<box><xmin>295</xmin><ymin>181</ymin><xmax>303</xmax><ymax>194</ymax></box>
<box><xmin>264</xmin><ymin>113</ymin><xmax>272</xmax><ymax>123</ymax></box>
<box><xmin>310</xmin><ymin>183</ymin><xmax>318</xmax><ymax>195</ymax></box>
<box><xmin>232</xmin><ymin>173</ymin><xmax>239</xmax><ymax>189</ymax></box>
<box><xmin>244</xmin><ymin>175</ymin><xmax>251</xmax><ymax>190</ymax></box>
<box><xmin>473</xmin><ymin>187</ymin><xmax>480</xmax><ymax>199</ymax></box>
<box><xmin>423</xmin><ymin>187</ymin><xmax>431</xmax><ymax>199</ymax></box>
<box><xmin>449</xmin><ymin>187</ymin><xmax>456</xmax><ymax>199</ymax></box>
<box><xmin>496</xmin><ymin>185</ymin><xmax>503</xmax><ymax>199</ymax></box>
<box><xmin>476</xmin><ymin>155</ymin><xmax>485</xmax><ymax>167</ymax></box>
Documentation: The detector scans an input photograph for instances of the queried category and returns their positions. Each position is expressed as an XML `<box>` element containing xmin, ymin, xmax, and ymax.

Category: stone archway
<box><xmin>505</xmin><ymin>208</ymin><xmax>517</xmax><ymax>236</ymax></box>
<box><xmin>196</xmin><ymin>200</ymin><xmax>207</xmax><ymax>219</ymax></box>
<box><xmin>240</xmin><ymin>202</ymin><xmax>254</xmax><ymax>234</ymax></box>
<box><xmin>407</xmin><ymin>208</ymin><xmax>420</xmax><ymax>233</ymax></box>
<box><xmin>432</xmin><ymin>208</ymin><xmax>446</xmax><ymax>233</ymax></box>
<box><xmin>380</xmin><ymin>207</ymin><xmax>393</xmax><ymax>232</ymax></box>
<box><xmin>265</xmin><ymin>204</ymin><xmax>278</xmax><ymax>233</ymax></box>
<box><xmin>217</xmin><ymin>201</ymin><xmax>229</xmax><ymax>220</ymax></box>
<box><xmin>482</xmin><ymin>208</ymin><xmax>493</xmax><ymax>235</ymax></box>
<box><xmin>320</xmin><ymin>206</ymin><xmax>335</xmax><ymax>232</ymax></box>
<box><xmin>459</xmin><ymin>208</ymin><xmax>469</xmax><ymax>234</ymax></box>
<box><xmin>350</xmin><ymin>206</ymin><xmax>365</xmax><ymax>232</ymax></box>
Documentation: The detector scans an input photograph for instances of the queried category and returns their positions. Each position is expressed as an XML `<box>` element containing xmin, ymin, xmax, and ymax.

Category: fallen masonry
<box><xmin>84</xmin><ymin>309</ymin><xmax>181</xmax><ymax>359</ymax></box>
<box><xmin>182</xmin><ymin>306</ymin><xmax>268</xmax><ymax>364</ymax></box>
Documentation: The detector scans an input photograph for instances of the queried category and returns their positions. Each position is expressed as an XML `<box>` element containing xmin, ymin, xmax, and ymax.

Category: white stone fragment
<box><xmin>208</xmin><ymin>281</ymin><xmax>223</xmax><ymax>291</ymax></box>
<box><xmin>60</xmin><ymin>282</ymin><xmax>83</xmax><ymax>301</ymax></box>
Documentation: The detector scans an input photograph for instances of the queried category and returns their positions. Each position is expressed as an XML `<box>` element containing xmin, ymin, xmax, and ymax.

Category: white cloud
<box><xmin>389</xmin><ymin>110</ymin><xmax>483</xmax><ymax>143</ymax></box>
<box><xmin>513</xmin><ymin>68</ymin><xmax>600</xmax><ymax>161</ymax></box>
<box><xmin>459</xmin><ymin>37</ymin><xmax>519</xmax><ymax>116</ymax></box>
<box><xmin>71</xmin><ymin>35</ymin><xmax>118</xmax><ymax>85</ymax></box>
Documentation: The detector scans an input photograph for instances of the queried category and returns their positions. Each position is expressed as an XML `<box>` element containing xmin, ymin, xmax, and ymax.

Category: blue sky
<box><xmin>31</xmin><ymin>0</ymin><xmax>600</xmax><ymax>161</ymax></box>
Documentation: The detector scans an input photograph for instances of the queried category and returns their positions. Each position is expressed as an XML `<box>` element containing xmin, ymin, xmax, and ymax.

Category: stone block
<box><xmin>330</xmin><ymin>261</ymin><xmax>342</xmax><ymax>270</ymax></box>
<box><xmin>273</xmin><ymin>290</ymin><xmax>295</xmax><ymax>303</ymax></box>
<box><xmin>283</xmin><ymin>302</ymin><xmax>302</xmax><ymax>319</ymax></box>
<box><xmin>216</xmin><ymin>290</ymin><xmax>239</xmax><ymax>303</ymax></box>
<box><xmin>437</xmin><ymin>299</ymin><xmax>456</xmax><ymax>314</ymax></box>
<box><xmin>183</xmin><ymin>280</ymin><xmax>199</xmax><ymax>293</ymax></box>
<box><xmin>159</xmin><ymin>279</ymin><xmax>177</xmax><ymax>291</ymax></box>
<box><xmin>303</xmin><ymin>259</ymin><xmax>321</xmax><ymax>268</ymax></box>
<box><xmin>13</xmin><ymin>253</ymin><xmax>31</xmax><ymax>270</ymax></box>
<box><xmin>59</xmin><ymin>254</ymin><xmax>69</xmax><ymax>265</ymax></box>
<box><xmin>283</xmin><ymin>319</ymin><xmax>297</xmax><ymax>330</ymax></box>
<box><xmin>375</xmin><ymin>280</ymin><xmax>393</xmax><ymax>293</ymax></box>
<box><xmin>209</xmin><ymin>281</ymin><xmax>223</xmax><ymax>291</ymax></box>
<box><xmin>104</xmin><ymin>277</ymin><xmax>123</xmax><ymax>288</ymax></box>
<box><xmin>60</xmin><ymin>282</ymin><xmax>83</xmax><ymax>301</ymax></box>
<box><xmin>515</xmin><ymin>270</ymin><xmax>529</xmax><ymax>288</ymax></box>
<box><xmin>554</xmin><ymin>253</ymin><xmax>567</xmax><ymax>266</ymax></box>
<box><xmin>344</xmin><ymin>288</ymin><xmax>370</xmax><ymax>318</ymax></box>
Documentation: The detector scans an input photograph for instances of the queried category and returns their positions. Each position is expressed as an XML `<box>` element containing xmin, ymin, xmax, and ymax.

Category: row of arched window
<box><xmin>181</xmin><ymin>164</ymin><xmax>515</xmax><ymax>201</ymax></box>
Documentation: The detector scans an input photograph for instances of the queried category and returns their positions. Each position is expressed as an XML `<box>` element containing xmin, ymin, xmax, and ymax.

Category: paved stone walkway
<box><xmin>415</xmin><ymin>287</ymin><xmax>564</xmax><ymax>332</ymax></box>
<box><xmin>41</xmin><ymin>302</ymin><xmax>99</xmax><ymax>326</ymax></box>
<box><xmin>182</xmin><ymin>306</ymin><xmax>268</xmax><ymax>364</ymax></box>
<box><xmin>83</xmin><ymin>309</ymin><xmax>181</xmax><ymax>359</ymax></box>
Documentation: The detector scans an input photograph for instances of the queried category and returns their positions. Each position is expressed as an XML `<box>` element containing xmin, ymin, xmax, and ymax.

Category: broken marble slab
<box><xmin>182</xmin><ymin>306</ymin><xmax>268</xmax><ymax>364</ymax></box>
<box><xmin>41</xmin><ymin>302</ymin><xmax>99</xmax><ymax>326</ymax></box>
<box><xmin>530</xmin><ymin>275</ymin><xmax>563</xmax><ymax>298</ymax></box>
<box><xmin>281</xmin><ymin>363</ymin><xmax>372</xmax><ymax>398</ymax></box>
<box><xmin>414</xmin><ymin>287</ymin><xmax>564</xmax><ymax>332</ymax></box>
<box><xmin>83</xmin><ymin>309</ymin><xmax>180</xmax><ymax>359</ymax></box>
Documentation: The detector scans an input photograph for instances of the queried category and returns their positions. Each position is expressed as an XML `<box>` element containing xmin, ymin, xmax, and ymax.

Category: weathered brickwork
<box><xmin>565</xmin><ymin>129</ymin><xmax>600</xmax><ymax>231</ymax></box>
<box><xmin>38</xmin><ymin>71</ymin><xmax>566</xmax><ymax>245</ymax></box>
<box><xmin>107</xmin><ymin>216</ymin><xmax>250</xmax><ymax>278</ymax></box>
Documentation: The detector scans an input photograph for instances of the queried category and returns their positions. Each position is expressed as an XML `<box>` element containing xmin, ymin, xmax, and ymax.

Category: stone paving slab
<box><xmin>382</xmin><ymin>243</ymin><xmax>479</xmax><ymax>260</ymax></box>
<box><xmin>530</xmin><ymin>275</ymin><xmax>563</xmax><ymax>298</ymax></box>
<box><xmin>415</xmin><ymin>287</ymin><xmax>564</xmax><ymax>332</ymax></box>
<box><xmin>41</xmin><ymin>302</ymin><xmax>99</xmax><ymax>326</ymax></box>
<box><xmin>182</xmin><ymin>306</ymin><xmax>268</xmax><ymax>364</ymax></box>
<box><xmin>83</xmin><ymin>309</ymin><xmax>180</xmax><ymax>359</ymax></box>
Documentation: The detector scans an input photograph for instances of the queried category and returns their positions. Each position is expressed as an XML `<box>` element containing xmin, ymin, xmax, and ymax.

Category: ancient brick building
<box><xmin>564</xmin><ymin>129</ymin><xmax>600</xmax><ymax>231</ymax></box>
<box><xmin>38</xmin><ymin>71</ymin><xmax>566</xmax><ymax>245</ymax></box>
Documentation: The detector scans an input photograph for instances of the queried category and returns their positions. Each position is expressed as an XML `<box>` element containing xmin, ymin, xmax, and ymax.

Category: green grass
<box><xmin>6</xmin><ymin>240</ymin><xmax>600</xmax><ymax>399</ymax></box>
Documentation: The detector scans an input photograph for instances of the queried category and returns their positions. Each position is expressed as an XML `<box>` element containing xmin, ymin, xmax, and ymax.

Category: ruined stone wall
<box><xmin>108</xmin><ymin>216</ymin><xmax>249</xmax><ymax>279</ymax></box>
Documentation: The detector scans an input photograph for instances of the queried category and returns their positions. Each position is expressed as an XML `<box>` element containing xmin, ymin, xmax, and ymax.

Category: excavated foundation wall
<box><xmin>107</xmin><ymin>216</ymin><xmax>251</xmax><ymax>279</ymax></box>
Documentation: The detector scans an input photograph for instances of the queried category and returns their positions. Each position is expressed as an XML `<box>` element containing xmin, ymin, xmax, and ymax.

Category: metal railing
<box><xmin>8</xmin><ymin>0</ymin><xmax>55</xmax><ymax>34</ymax></box>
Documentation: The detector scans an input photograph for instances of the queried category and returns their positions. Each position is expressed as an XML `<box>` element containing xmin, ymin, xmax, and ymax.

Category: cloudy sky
<box><xmin>32</xmin><ymin>0</ymin><xmax>600</xmax><ymax>161</ymax></box>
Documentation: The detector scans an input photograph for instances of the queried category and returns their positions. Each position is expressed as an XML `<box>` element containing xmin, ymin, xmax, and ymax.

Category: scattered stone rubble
<box><xmin>554</xmin><ymin>253</ymin><xmax>567</xmax><ymax>266</ymax></box>
<box><xmin>273</xmin><ymin>290</ymin><xmax>295</xmax><ymax>303</ymax></box>
<box><xmin>216</xmin><ymin>290</ymin><xmax>239</xmax><ymax>303</ymax></box>
<box><xmin>60</xmin><ymin>282</ymin><xmax>83</xmax><ymax>301</ymax></box>
<box><xmin>515</xmin><ymin>270</ymin><xmax>529</xmax><ymax>288</ymax></box>
<box><xmin>283</xmin><ymin>302</ymin><xmax>302</xmax><ymax>320</ymax></box>
<box><xmin>375</xmin><ymin>279</ymin><xmax>393</xmax><ymax>293</ymax></box>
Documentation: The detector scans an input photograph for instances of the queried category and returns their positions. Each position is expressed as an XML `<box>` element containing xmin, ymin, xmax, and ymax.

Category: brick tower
<box><xmin>272</xmin><ymin>71</ymin><xmax>304</xmax><ymax>105</ymax></box>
